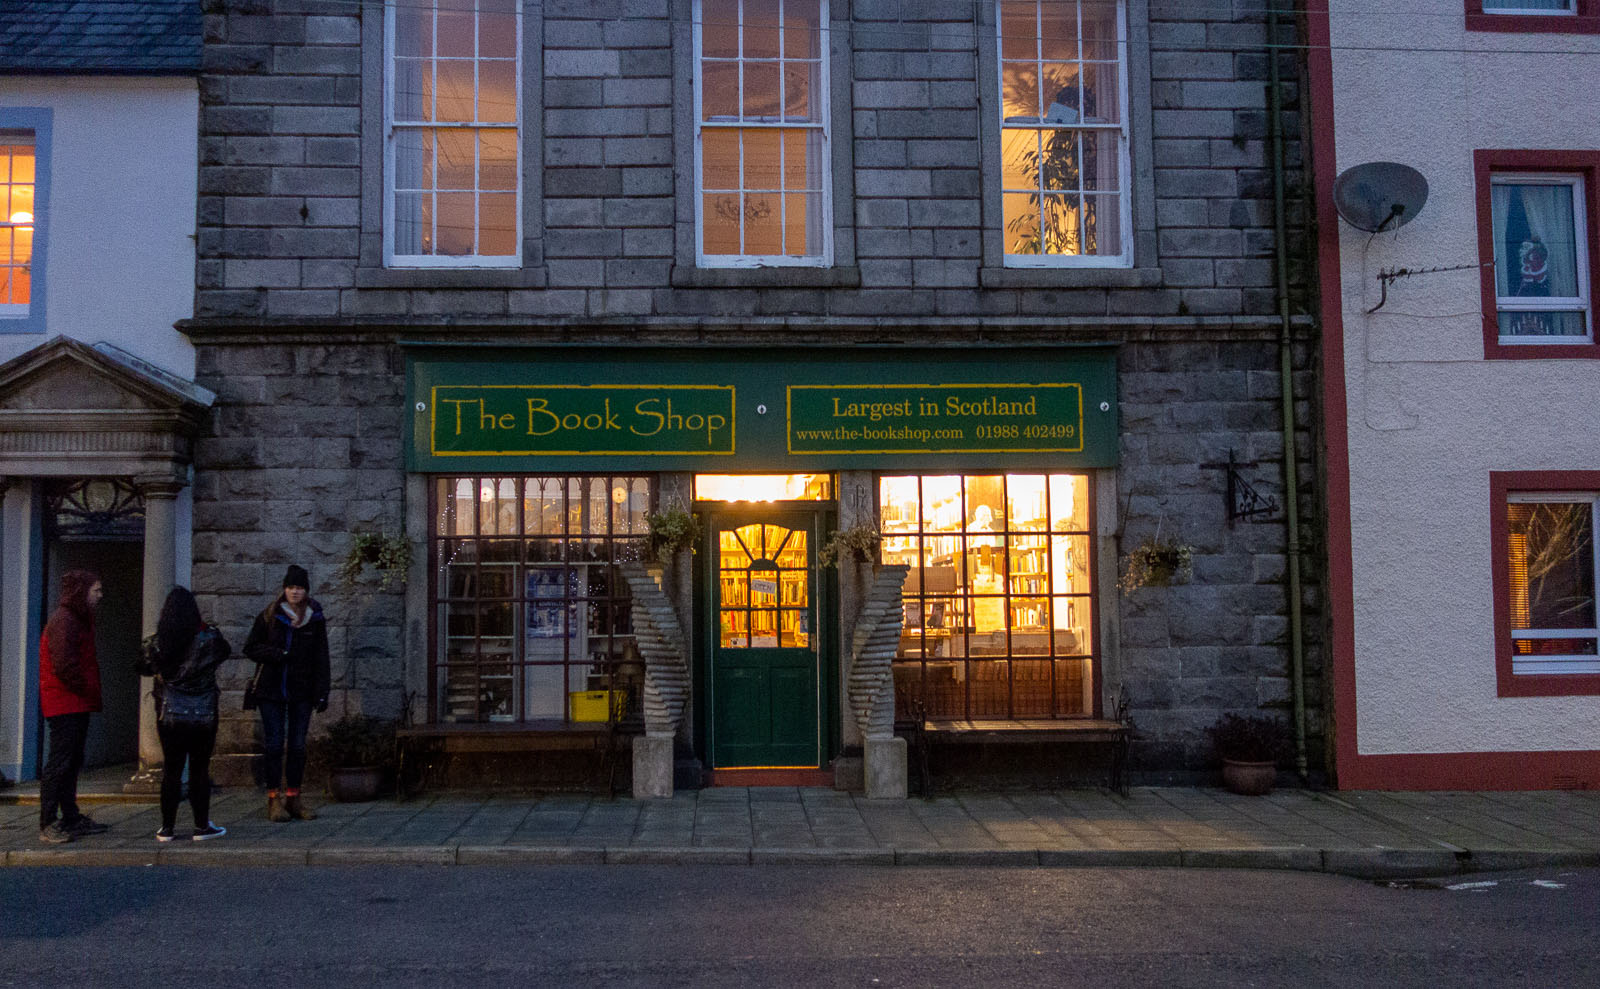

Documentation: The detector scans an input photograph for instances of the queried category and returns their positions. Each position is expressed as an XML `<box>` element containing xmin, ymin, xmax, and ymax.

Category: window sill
<box><xmin>979</xmin><ymin>266</ymin><xmax>1162</xmax><ymax>290</ymax></box>
<box><xmin>355</xmin><ymin>266</ymin><xmax>547</xmax><ymax>290</ymax></box>
<box><xmin>1483</xmin><ymin>336</ymin><xmax>1600</xmax><ymax>360</ymax></box>
<box><xmin>1465</xmin><ymin>12</ymin><xmax>1600</xmax><ymax>34</ymax></box>
<box><xmin>670</xmin><ymin>265</ymin><xmax>861</xmax><ymax>289</ymax></box>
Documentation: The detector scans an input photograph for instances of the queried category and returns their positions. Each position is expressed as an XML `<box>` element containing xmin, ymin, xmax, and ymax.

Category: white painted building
<box><xmin>0</xmin><ymin>3</ymin><xmax>210</xmax><ymax>785</ymax></box>
<box><xmin>1312</xmin><ymin>1</ymin><xmax>1600</xmax><ymax>788</ymax></box>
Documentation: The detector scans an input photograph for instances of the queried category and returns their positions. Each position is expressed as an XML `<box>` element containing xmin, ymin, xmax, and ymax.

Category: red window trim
<box><xmin>1466</xmin><ymin>0</ymin><xmax>1600</xmax><ymax>34</ymax></box>
<box><xmin>1490</xmin><ymin>470</ymin><xmax>1600</xmax><ymax>697</ymax></box>
<box><xmin>1474</xmin><ymin>150</ymin><xmax>1600</xmax><ymax>360</ymax></box>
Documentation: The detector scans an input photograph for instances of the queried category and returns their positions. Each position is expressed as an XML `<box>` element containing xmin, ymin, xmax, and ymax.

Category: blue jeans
<box><xmin>258</xmin><ymin>699</ymin><xmax>313</xmax><ymax>791</ymax></box>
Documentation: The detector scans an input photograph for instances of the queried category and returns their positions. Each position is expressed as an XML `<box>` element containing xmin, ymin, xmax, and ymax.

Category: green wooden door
<box><xmin>710</xmin><ymin>514</ymin><xmax>820</xmax><ymax>768</ymax></box>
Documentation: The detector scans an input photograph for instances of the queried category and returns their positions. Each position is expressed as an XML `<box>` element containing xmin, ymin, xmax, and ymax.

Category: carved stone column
<box><xmin>125</xmin><ymin>472</ymin><xmax>185</xmax><ymax>793</ymax></box>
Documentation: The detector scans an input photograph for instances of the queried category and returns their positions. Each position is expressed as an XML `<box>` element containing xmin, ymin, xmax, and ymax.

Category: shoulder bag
<box><xmin>159</xmin><ymin>681</ymin><xmax>219</xmax><ymax>729</ymax></box>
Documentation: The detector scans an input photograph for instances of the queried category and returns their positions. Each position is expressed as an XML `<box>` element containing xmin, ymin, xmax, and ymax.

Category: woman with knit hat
<box><xmin>243</xmin><ymin>565</ymin><xmax>330</xmax><ymax>822</ymax></box>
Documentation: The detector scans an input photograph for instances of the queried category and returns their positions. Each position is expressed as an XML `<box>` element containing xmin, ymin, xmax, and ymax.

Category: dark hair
<box><xmin>155</xmin><ymin>586</ymin><xmax>202</xmax><ymax>662</ymax></box>
<box><xmin>58</xmin><ymin>570</ymin><xmax>101</xmax><ymax>616</ymax></box>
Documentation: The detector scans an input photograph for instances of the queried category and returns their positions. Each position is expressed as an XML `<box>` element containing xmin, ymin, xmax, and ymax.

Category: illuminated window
<box><xmin>386</xmin><ymin>0</ymin><xmax>521</xmax><ymax>266</ymax></box>
<box><xmin>1505</xmin><ymin>492</ymin><xmax>1599</xmax><ymax>674</ymax></box>
<box><xmin>1491</xmin><ymin>175</ymin><xmax>1592</xmax><ymax>342</ymax></box>
<box><xmin>432</xmin><ymin>476</ymin><xmax>652</xmax><ymax>724</ymax></box>
<box><xmin>694</xmin><ymin>474</ymin><xmax>833</xmax><ymax>501</ymax></box>
<box><xmin>0</xmin><ymin>133</ymin><xmax>36</xmax><ymax>316</ymax></box>
<box><xmin>695</xmin><ymin>0</ymin><xmax>830</xmax><ymax>266</ymax></box>
<box><xmin>997</xmin><ymin>0</ymin><xmax>1130</xmax><ymax>267</ymax></box>
<box><xmin>880</xmin><ymin>473</ymin><xmax>1096</xmax><ymax>720</ymax></box>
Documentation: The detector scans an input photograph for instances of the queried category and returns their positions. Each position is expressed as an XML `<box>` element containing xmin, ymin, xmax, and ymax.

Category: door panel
<box><xmin>709</xmin><ymin>513</ymin><xmax>820</xmax><ymax>768</ymax></box>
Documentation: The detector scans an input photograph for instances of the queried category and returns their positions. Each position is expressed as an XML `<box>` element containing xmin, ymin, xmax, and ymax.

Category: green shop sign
<box><xmin>407</xmin><ymin>347</ymin><xmax>1117</xmax><ymax>472</ymax></box>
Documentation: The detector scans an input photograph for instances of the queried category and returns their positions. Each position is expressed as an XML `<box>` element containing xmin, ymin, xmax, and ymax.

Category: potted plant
<box><xmin>1119</xmin><ymin>534</ymin><xmax>1194</xmax><ymax>593</ymax></box>
<box><xmin>645</xmin><ymin>506</ymin><xmax>701</xmax><ymax>561</ymax></box>
<box><xmin>336</xmin><ymin>531</ymin><xmax>412</xmax><ymax>592</ymax></box>
<box><xmin>817</xmin><ymin>522</ymin><xmax>883</xmax><ymax>568</ymax></box>
<box><xmin>1208</xmin><ymin>713</ymin><xmax>1289</xmax><ymax>796</ymax></box>
<box><xmin>317</xmin><ymin>714</ymin><xmax>396</xmax><ymax>802</ymax></box>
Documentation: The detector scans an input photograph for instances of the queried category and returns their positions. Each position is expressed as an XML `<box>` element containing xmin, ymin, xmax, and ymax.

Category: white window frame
<box><xmin>1483</xmin><ymin>1</ymin><xmax>1576</xmax><ymax>14</ymax></box>
<box><xmin>693</xmin><ymin>0</ymin><xmax>833</xmax><ymax>268</ymax></box>
<box><xmin>1506</xmin><ymin>491</ymin><xmax>1600</xmax><ymax>675</ymax></box>
<box><xmin>383</xmin><ymin>0</ymin><xmax>523</xmax><ymax>269</ymax></box>
<box><xmin>997</xmin><ymin>0</ymin><xmax>1132</xmax><ymax>269</ymax></box>
<box><xmin>0</xmin><ymin>130</ymin><xmax>37</xmax><ymax>320</ymax></box>
<box><xmin>1493</xmin><ymin>172</ymin><xmax>1593</xmax><ymax>343</ymax></box>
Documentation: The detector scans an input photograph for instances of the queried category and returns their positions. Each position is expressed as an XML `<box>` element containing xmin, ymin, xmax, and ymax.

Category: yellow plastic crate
<box><xmin>569</xmin><ymin>689</ymin><xmax>626</xmax><ymax>723</ymax></box>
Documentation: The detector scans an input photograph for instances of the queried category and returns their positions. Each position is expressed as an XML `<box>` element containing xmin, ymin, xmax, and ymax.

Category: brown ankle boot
<box><xmin>284</xmin><ymin>794</ymin><xmax>317</xmax><ymax>821</ymax></box>
<box><xmin>267</xmin><ymin>795</ymin><xmax>290</xmax><ymax>823</ymax></box>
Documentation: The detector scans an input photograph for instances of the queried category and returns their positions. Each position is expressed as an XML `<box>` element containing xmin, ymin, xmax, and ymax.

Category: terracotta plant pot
<box><xmin>1221</xmin><ymin>759</ymin><xmax>1277</xmax><ymax>796</ymax></box>
<box><xmin>328</xmin><ymin>765</ymin><xmax>384</xmax><ymax>802</ymax></box>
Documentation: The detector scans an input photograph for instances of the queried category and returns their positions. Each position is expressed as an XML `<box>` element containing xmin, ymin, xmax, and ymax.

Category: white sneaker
<box><xmin>155</xmin><ymin>827</ymin><xmax>176</xmax><ymax>842</ymax></box>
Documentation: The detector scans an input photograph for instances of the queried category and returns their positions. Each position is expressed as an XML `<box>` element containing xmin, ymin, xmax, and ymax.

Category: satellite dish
<box><xmin>1333</xmin><ymin>162</ymin><xmax>1429</xmax><ymax>232</ymax></box>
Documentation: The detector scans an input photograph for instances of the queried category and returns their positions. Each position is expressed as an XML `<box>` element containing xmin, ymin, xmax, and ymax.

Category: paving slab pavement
<box><xmin>5</xmin><ymin>774</ymin><xmax>1599</xmax><ymax>877</ymax></box>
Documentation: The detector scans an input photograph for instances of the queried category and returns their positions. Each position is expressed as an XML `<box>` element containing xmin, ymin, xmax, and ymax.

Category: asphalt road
<box><xmin>2</xmin><ymin>865</ymin><xmax>1596</xmax><ymax>987</ymax></box>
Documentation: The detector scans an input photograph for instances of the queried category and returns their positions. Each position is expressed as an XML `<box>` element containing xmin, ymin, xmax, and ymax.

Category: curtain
<box><xmin>1494</xmin><ymin>183</ymin><xmax>1579</xmax><ymax>298</ymax></box>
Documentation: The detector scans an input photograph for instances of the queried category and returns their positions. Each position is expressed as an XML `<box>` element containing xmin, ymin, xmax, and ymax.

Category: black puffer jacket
<box><xmin>243</xmin><ymin>596</ymin><xmax>331</xmax><ymax>707</ymax></box>
<box><xmin>139</xmin><ymin>626</ymin><xmax>231</xmax><ymax>706</ymax></box>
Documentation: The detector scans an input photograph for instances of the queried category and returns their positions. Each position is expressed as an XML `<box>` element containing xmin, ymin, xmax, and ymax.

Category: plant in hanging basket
<box><xmin>645</xmin><ymin>506</ymin><xmax>702</xmax><ymax>561</ymax></box>
<box><xmin>817</xmin><ymin>523</ymin><xmax>882</xmax><ymax>567</ymax></box>
<box><xmin>1118</xmin><ymin>535</ymin><xmax>1194</xmax><ymax>593</ymax></box>
<box><xmin>335</xmin><ymin>532</ymin><xmax>412</xmax><ymax>592</ymax></box>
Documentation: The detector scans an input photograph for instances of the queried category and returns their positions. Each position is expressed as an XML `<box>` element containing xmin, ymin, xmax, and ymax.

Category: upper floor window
<box><xmin>694</xmin><ymin>0</ymin><xmax>831</xmax><ymax>267</ymax></box>
<box><xmin>998</xmin><ymin>0</ymin><xmax>1130</xmax><ymax>268</ymax></box>
<box><xmin>0</xmin><ymin>134</ymin><xmax>35</xmax><ymax>317</ymax></box>
<box><xmin>1491</xmin><ymin>174</ymin><xmax>1592</xmax><ymax>342</ymax></box>
<box><xmin>1467</xmin><ymin>0</ymin><xmax>1600</xmax><ymax>33</ymax></box>
<box><xmin>385</xmin><ymin>0</ymin><xmax>521</xmax><ymax>268</ymax></box>
<box><xmin>1475</xmin><ymin>151</ymin><xmax>1600</xmax><ymax>358</ymax></box>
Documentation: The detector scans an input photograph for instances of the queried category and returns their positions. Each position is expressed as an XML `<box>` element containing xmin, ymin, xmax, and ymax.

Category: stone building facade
<box><xmin>189</xmin><ymin>0</ymin><xmax>1325</xmax><ymax>786</ymax></box>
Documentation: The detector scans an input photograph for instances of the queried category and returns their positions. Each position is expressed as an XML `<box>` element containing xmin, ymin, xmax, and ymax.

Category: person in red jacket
<box><xmin>38</xmin><ymin>569</ymin><xmax>108</xmax><ymax>844</ymax></box>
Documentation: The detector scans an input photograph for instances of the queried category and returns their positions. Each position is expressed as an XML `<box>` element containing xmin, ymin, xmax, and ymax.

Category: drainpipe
<box><xmin>1268</xmin><ymin>3</ymin><xmax>1309</xmax><ymax>781</ymax></box>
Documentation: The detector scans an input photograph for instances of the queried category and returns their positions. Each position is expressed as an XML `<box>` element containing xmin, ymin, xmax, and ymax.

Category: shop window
<box><xmin>694</xmin><ymin>0</ymin><xmax>831</xmax><ymax>267</ymax></box>
<box><xmin>1492</xmin><ymin>472</ymin><xmax>1600</xmax><ymax>696</ymax></box>
<box><xmin>1476</xmin><ymin>152</ymin><xmax>1600</xmax><ymax>358</ymax></box>
<box><xmin>694</xmin><ymin>473</ymin><xmax>833</xmax><ymax>501</ymax></box>
<box><xmin>385</xmin><ymin>0</ymin><xmax>521</xmax><ymax>267</ymax></box>
<box><xmin>432</xmin><ymin>476</ymin><xmax>652</xmax><ymax>724</ymax></box>
<box><xmin>1466</xmin><ymin>1</ymin><xmax>1600</xmax><ymax>34</ymax></box>
<box><xmin>879</xmin><ymin>473</ymin><xmax>1096</xmax><ymax>720</ymax></box>
<box><xmin>996</xmin><ymin>0</ymin><xmax>1130</xmax><ymax>267</ymax></box>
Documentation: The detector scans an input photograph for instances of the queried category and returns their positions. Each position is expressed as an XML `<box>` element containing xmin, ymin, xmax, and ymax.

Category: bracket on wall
<box><xmin>1200</xmin><ymin>450</ymin><xmax>1279</xmax><ymax>526</ymax></box>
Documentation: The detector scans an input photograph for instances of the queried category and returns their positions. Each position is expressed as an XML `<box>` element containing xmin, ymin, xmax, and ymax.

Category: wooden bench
<box><xmin>905</xmin><ymin>707</ymin><xmax>1133</xmax><ymax>796</ymax></box>
<box><xmin>395</xmin><ymin>720</ymin><xmax>639</xmax><ymax>798</ymax></box>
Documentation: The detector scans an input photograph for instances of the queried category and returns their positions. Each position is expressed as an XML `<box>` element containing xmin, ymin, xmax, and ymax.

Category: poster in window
<box><xmin>527</xmin><ymin>568</ymin><xmax>574</xmax><ymax>638</ymax></box>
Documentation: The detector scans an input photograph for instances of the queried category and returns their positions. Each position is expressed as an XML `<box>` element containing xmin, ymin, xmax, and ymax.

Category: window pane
<box><xmin>1041</xmin><ymin>63</ymin><xmax>1081</xmax><ymax>124</ymax></box>
<box><xmin>1081</xmin><ymin>1</ymin><xmax>1119</xmax><ymax>60</ymax></box>
<box><xmin>479</xmin><ymin>192</ymin><xmax>517</xmax><ymax>255</ymax></box>
<box><xmin>436</xmin><ymin>129</ymin><xmax>474</xmax><ymax>189</ymax></box>
<box><xmin>1039</xmin><ymin>3</ymin><xmax>1079</xmax><ymax>61</ymax></box>
<box><xmin>479</xmin><ymin>129</ymin><xmax>517</xmax><ymax>190</ymax></box>
<box><xmin>1497</xmin><ymin>311</ymin><xmax>1587</xmax><ymax>337</ymax></box>
<box><xmin>436</xmin><ymin>59</ymin><xmax>475</xmax><ymax>122</ymax></box>
<box><xmin>783</xmin><ymin>61</ymin><xmax>817</xmax><ymax>122</ymax></box>
<box><xmin>1081</xmin><ymin>131</ymin><xmax>1119</xmax><ymax>191</ymax></box>
<box><xmin>479</xmin><ymin>9</ymin><xmax>518</xmax><ymax>59</ymax></box>
<box><xmin>1042</xmin><ymin>192</ymin><xmax>1081</xmax><ymax>255</ymax></box>
<box><xmin>393</xmin><ymin>191</ymin><xmax>431</xmax><ymax>255</ymax></box>
<box><xmin>436</xmin><ymin>191</ymin><xmax>475</xmax><ymax>255</ymax></box>
<box><xmin>782</xmin><ymin>128</ymin><xmax>818</xmax><ymax>190</ymax></box>
<box><xmin>743</xmin><ymin>61</ymin><xmax>780</xmax><ymax>119</ymax></box>
<box><xmin>783</xmin><ymin>192</ymin><xmax>821</xmax><ymax>256</ymax></box>
<box><xmin>744</xmin><ymin>127</ymin><xmax>781</xmax><ymax>189</ymax></box>
<box><xmin>1000</xmin><ymin>62</ymin><xmax>1040</xmax><ymax>121</ymax></box>
<box><xmin>702</xmin><ymin>61</ymin><xmax>739</xmax><ymax>120</ymax></box>
<box><xmin>1001</xmin><ymin>129</ymin><xmax>1037</xmax><ymax>191</ymax></box>
<box><xmin>479</xmin><ymin>61</ymin><xmax>518</xmax><ymax>123</ymax></box>
<box><xmin>395</xmin><ymin>6</ymin><xmax>433</xmax><ymax>58</ymax></box>
<box><xmin>1507</xmin><ymin>501</ymin><xmax>1596</xmax><ymax>631</ymax></box>
<box><xmin>1084</xmin><ymin>193</ymin><xmax>1121</xmax><ymax>257</ymax></box>
<box><xmin>703</xmin><ymin>193</ymin><xmax>741</xmax><ymax>253</ymax></box>
<box><xmin>437</xmin><ymin>4</ymin><xmax>474</xmax><ymax>58</ymax></box>
<box><xmin>394</xmin><ymin>57</ymin><xmax>429</xmax><ymax>121</ymax></box>
<box><xmin>744</xmin><ymin>2</ymin><xmax>779</xmax><ymax>58</ymax></box>
<box><xmin>1000</xmin><ymin>1</ymin><xmax>1038</xmax><ymax>60</ymax></box>
<box><xmin>1083</xmin><ymin>59</ymin><xmax>1121</xmax><ymax>124</ymax></box>
<box><xmin>393</xmin><ymin>129</ymin><xmax>431</xmax><ymax>190</ymax></box>
<box><xmin>1494</xmin><ymin>182</ymin><xmax>1581</xmax><ymax>299</ymax></box>
<box><xmin>1039</xmin><ymin>131</ymin><xmax>1078</xmax><ymax>191</ymax></box>
<box><xmin>784</xmin><ymin>0</ymin><xmax>822</xmax><ymax>59</ymax></box>
<box><xmin>702</xmin><ymin>0</ymin><xmax>741</xmax><ymax>58</ymax></box>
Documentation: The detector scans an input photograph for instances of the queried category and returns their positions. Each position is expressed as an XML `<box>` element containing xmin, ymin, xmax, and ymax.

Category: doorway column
<box><xmin>125</xmin><ymin>472</ymin><xmax>185</xmax><ymax>792</ymax></box>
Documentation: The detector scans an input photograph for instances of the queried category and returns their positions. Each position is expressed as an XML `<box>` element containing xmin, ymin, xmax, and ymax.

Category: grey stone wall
<box><xmin>190</xmin><ymin>0</ymin><xmax>1324</xmax><ymax>776</ymax></box>
<box><xmin>195</xmin><ymin>0</ymin><xmax>1308</xmax><ymax>321</ymax></box>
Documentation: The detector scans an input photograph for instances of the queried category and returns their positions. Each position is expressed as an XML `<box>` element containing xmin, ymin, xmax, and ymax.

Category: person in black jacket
<box><xmin>139</xmin><ymin>586</ymin><xmax>230</xmax><ymax>842</ymax></box>
<box><xmin>243</xmin><ymin>565</ymin><xmax>330</xmax><ymax>823</ymax></box>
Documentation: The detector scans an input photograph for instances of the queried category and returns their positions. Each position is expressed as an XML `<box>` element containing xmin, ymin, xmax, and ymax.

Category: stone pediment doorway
<box><xmin>0</xmin><ymin>337</ymin><xmax>214</xmax><ymax>786</ymax></box>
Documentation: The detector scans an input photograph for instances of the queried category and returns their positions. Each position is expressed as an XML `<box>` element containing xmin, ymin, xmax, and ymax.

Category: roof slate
<box><xmin>0</xmin><ymin>1</ymin><xmax>201</xmax><ymax>75</ymax></box>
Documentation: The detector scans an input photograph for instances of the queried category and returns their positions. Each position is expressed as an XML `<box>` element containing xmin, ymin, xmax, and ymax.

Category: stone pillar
<box><xmin>125</xmin><ymin>473</ymin><xmax>185</xmax><ymax>793</ymax></box>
